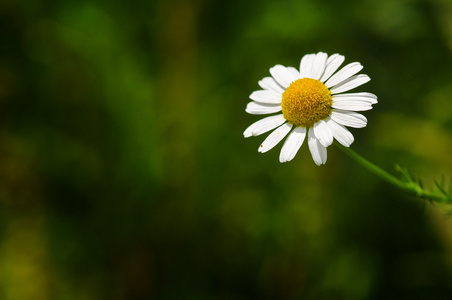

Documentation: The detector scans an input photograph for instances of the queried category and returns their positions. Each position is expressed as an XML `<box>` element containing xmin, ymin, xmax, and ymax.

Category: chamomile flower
<box><xmin>243</xmin><ymin>52</ymin><xmax>377</xmax><ymax>165</ymax></box>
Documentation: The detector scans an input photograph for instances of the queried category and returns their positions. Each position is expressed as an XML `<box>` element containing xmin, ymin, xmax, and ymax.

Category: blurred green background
<box><xmin>1</xmin><ymin>0</ymin><xmax>452</xmax><ymax>299</ymax></box>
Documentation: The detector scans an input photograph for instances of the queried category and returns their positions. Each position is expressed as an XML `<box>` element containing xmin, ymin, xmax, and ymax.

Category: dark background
<box><xmin>1</xmin><ymin>0</ymin><xmax>452</xmax><ymax>299</ymax></box>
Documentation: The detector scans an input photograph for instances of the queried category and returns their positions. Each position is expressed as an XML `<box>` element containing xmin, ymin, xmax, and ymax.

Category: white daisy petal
<box><xmin>270</xmin><ymin>65</ymin><xmax>298</xmax><ymax>88</ymax></box>
<box><xmin>308</xmin><ymin>129</ymin><xmax>327</xmax><ymax>165</ymax></box>
<box><xmin>325</xmin><ymin>62</ymin><xmax>363</xmax><ymax>88</ymax></box>
<box><xmin>332</xmin><ymin>96</ymin><xmax>373</xmax><ymax>111</ymax></box>
<box><xmin>249</xmin><ymin>90</ymin><xmax>282</xmax><ymax>104</ymax></box>
<box><xmin>361</xmin><ymin>92</ymin><xmax>378</xmax><ymax>104</ymax></box>
<box><xmin>330</xmin><ymin>110</ymin><xmax>367</xmax><ymax>128</ymax></box>
<box><xmin>320</xmin><ymin>54</ymin><xmax>345</xmax><ymax>82</ymax></box>
<box><xmin>299</xmin><ymin>54</ymin><xmax>316</xmax><ymax>78</ymax></box>
<box><xmin>287</xmin><ymin>66</ymin><xmax>301</xmax><ymax>80</ymax></box>
<box><xmin>325</xmin><ymin>117</ymin><xmax>354</xmax><ymax>147</ymax></box>
<box><xmin>313</xmin><ymin>120</ymin><xmax>333</xmax><ymax>147</ymax></box>
<box><xmin>258</xmin><ymin>123</ymin><xmax>293</xmax><ymax>153</ymax></box>
<box><xmin>258</xmin><ymin>77</ymin><xmax>285</xmax><ymax>94</ymax></box>
<box><xmin>330</xmin><ymin>74</ymin><xmax>370</xmax><ymax>94</ymax></box>
<box><xmin>279</xmin><ymin>127</ymin><xmax>307</xmax><ymax>163</ymax></box>
<box><xmin>246</xmin><ymin>101</ymin><xmax>282</xmax><ymax>115</ymax></box>
<box><xmin>243</xmin><ymin>114</ymin><xmax>286</xmax><ymax>137</ymax></box>
<box><xmin>310</xmin><ymin>52</ymin><xmax>328</xmax><ymax>80</ymax></box>
<box><xmin>333</xmin><ymin>92</ymin><xmax>378</xmax><ymax>104</ymax></box>
<box><xmin>311</xmin><ymin>52</ymin><xmax>328</xmax><ymax>80</ymax></box>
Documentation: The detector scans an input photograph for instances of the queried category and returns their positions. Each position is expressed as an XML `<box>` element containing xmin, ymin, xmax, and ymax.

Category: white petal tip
<box><xmin>320</xmin><ymin>139</ymin><xmax>333</xmax><ymax>147</ymax></box>
<box><xmin>314</xmin><ymin>159</ymin><xmax>327</xmax><ymax>166</ymax></box>
<box><xmin>279</xmin><ymin>155</ymin><xmax>293</xmax><ymax>163</ymax></box>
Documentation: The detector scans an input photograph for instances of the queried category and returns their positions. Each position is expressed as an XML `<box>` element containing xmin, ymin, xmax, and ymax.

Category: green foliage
<box><xmin>395</xmin><ymin>164</ymin><xmax>452</xmax><ymax>203</ymax></box>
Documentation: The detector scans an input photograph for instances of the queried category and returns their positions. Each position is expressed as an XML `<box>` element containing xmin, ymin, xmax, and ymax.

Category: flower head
<box><xmin>243</xmin><ymin>52</ymin><xmax>377</xmax><ymax>165</ymax></box>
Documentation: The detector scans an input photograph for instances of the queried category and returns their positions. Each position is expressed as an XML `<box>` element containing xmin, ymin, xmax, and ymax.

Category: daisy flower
<box><xmin>243</xmin><ymin>52</ymin><xmax>377</xmax><ymax>165</ymax></box>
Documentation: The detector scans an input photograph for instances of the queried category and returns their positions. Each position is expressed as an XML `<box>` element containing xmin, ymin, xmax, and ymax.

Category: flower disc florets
<box><xmin>281</xmin><ymin>78</ymin><xmax>333</xmax><ymax>127</ymax></box>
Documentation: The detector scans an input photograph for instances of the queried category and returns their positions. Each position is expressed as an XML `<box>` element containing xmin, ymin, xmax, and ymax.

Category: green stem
<box><xmin>335</xmin><ymin>142</ymin><xmax>450</xmax><ymax>203</ymax></box>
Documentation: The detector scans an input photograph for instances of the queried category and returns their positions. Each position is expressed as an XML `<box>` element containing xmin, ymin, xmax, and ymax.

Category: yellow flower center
<box><xmin>281</xmin><ymin>78</ymin><xmax>333</xmax><ymax>127</ymax></box>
